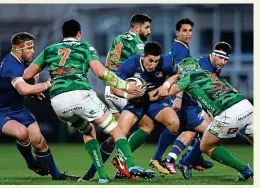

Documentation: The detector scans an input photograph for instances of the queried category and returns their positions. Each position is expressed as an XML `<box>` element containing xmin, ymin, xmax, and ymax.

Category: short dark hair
<box><xmin>144</xmin><ymin>42</ymin><xmax>161</xmax><ymax>56</ymax></box>
<box><xmin>62</xmin><ymin>19</ymin><xmax>81</xmax><ymax>38</ymax></box>
<box><xmin>11</xmin><ymin>32</ymin><xmax>35</xmax><ymax>45</ymax></box>
<box><xmin>175</xmin><ymin>18</ymin><xmax>194</xmax><ymax>31</ymax></box>
<box><xmin>214</xmin><ymin>41</ymin><xmax>232</xmax><ymax>55</ymax></box>
<box><xmin>130</xmin><ymin>14</ymin><xmax>152</xmax><ymax>28</ymax></box>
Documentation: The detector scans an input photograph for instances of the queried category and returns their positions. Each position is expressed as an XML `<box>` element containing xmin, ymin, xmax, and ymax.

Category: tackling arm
<box><xmin>89</xmin><ymin>60</ymin><xmax>142</xmax><ymax>95</ymax></box>
<box><xmin>12</xmin><ymin>77</ymin><xmax>51</xmax><ymax>96</ymax></box>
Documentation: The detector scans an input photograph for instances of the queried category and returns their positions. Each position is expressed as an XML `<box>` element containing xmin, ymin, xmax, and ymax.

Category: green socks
<box><xmin>211</xmin><ymin>146</ymin><xmax>247</xmax><ymax>171</ymax></box>
<box><xmin>115</xmin><ymin>138</ymin><xmax>135</xmax><ymax>168</ymax></box>
<box><xmin>128</xmin><ymin>129</ymin><xmax>149</xmax><ymax>152</ymax></box>
<box><xmin>85</xmin><ymin>139</ymin><xmax>108</xmax><ymax>178</ymax></box>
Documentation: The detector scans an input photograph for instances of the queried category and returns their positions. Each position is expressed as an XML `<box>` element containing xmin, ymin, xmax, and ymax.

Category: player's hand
<box><xmin>36</xmin><ymin>93</ymin><xmax>45</xmax><ymax>100</ymax></box>
<box><xmin>34</xmin><ymin>73</ymin><xmax>40</xmax><ymax>83</ymax></box>
<box><xmin>157</xmin><ymin>85</ymin><xmax>169</xmax><ymax>97</ymax></box>
<box><xmin>172</xmin><ymin>98</ymin><xmax>182</xmax><ymax>111</ymax></box>
<box><xmin>127</xmin><ymin>82</ymin><xmax>144</xmax><ymax>96</ymax></box>
<box><xmin>148</xmin><ymin>89</ymin><xmax>160</xmax><ymax>101</ymax></box>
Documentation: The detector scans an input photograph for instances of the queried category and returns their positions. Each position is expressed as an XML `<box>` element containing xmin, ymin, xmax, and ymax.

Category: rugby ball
<box><xmin>125</xmin><ymin>77</ymin><xmax>147</xmax><ymax>91</ymax></box>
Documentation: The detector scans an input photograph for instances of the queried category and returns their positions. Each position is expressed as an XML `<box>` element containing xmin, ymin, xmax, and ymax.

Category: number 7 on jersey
<box><xmin>58</xmin><ymin>48</ymin><xmax>71</xmax><ymax>66</ymax></box>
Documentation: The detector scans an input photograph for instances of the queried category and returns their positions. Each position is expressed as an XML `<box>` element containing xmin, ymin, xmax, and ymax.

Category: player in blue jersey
<box><xmin>88</xmin><ymin>42</ymin><xmax>181</xmax><ymax>179</ymax></box>
<box><xmin>0</xmin><ymin>32</ymin><xmax>79</xmax><ymax>180</ymax></box>
<box><xmin>150</xmin><ymin>18</ymin><xmax>212</xmax><ymax>174</ymax></box>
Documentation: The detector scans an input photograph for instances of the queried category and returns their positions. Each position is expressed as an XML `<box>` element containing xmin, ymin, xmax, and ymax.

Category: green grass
<box><xmin>0</xmin><ymin>143</ymin><xmax>253</xmax><ymax>185</ymax></box>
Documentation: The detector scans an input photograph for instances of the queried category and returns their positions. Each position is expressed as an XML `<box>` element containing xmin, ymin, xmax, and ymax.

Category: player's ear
<box><xmin>76</xmin><ymin>31</ymin><xmax>81</xmax><ymax>40</ymax></box>
<box><xmin>141</xmin><ymin>54</ymin><xmax>145</xmax><ymax>60</ymax></box>
<box><xmin>175</xmin><ymin>31</ymin><xmax>179</xmax><ymax>38</ymax></box>
<box><xmin>134</xmin><ymin>24</ymin><xmax>140</xmax><ymax>33</ymax></box>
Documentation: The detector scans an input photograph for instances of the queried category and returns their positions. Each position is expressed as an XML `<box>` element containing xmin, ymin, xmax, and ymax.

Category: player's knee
<box><xmin>139</xmin><ymin>123</ymin><xmax>154</xmax><ymax>134</ymax></box>
<box><xmin>200</xmin><ymin>142</ymin><xmax>210</xmax><ymax>154</ymax></box>
<box><xmin>16</xmin><ymin>127</ymin><xmax>29</xmax><ymax>143</ymax></box>
<box><xmin>31</xmin><ymin>134</ymin><xmax>48</xmax><ymax>151</ymax></box>
<box><xmin>166</xmin><ymin>118</ymin><xmax>180</xmax><ymax>133</ymax></box>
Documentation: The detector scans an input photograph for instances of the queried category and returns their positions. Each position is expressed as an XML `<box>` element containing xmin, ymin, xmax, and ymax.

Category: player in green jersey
<box><xmin>81</xmin><ymin>14</ymin><xmax>157</xmax><ymax>181</ymax></box>
<box><xmin>149</xmin><ymin>57</ymin><xmax>254</xmax><ymax>181</ymax></box>
<box><xmin>105</xmin><ymin>14</ymin><xmax>151</xmax><ymax>72</ymax></box>
<box><xmin>23</xmin><ymin>19</ymin><xmax>155</xmax><ymax>183</ymax></box>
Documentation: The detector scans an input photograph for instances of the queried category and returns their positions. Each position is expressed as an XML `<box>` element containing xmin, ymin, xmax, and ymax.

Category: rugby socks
<box><xmin>166</xmin><ymin>140</ymin><xmax>186</xmax><ymax>163</ymax></box>
<box><xmin>16</xmin><ymin>141</ymin><xmax>37</xmax><ymax>164</ymax></box>
<box><xmin>128</xmin><ymin>129</ymin><xmax>149</xmax><ymax>152</ymax></box>
<box><xmin>152</xmin><ymin>128</ymin><xmax>179</xmax><ymax>160</ymax></box>
<box><xmin>34</xmin><ymin>148</ymin><xmax>61</xmax><ymax>179</ymax></box>
<box><xmin>181</xmin><ymin>138</ymin><xmax>202</xmax><ymax>165</ymax></box>
<box><xmin>186</xmin><ymin>137</ymin><xmax>197</xmax><ymax>155</ymax></box>
<box><xmin>115</xmin><ymin>138</ymin><xmax>135</xmax><ymax>168</ymax></box>
<box><xmin>210</xmin><ymin>146</ymin><xmax>247</xmax><ymax>171</ymax></box>
<box><xmin>85</xmin><ymin>139</ymin><xmax>108</xmax><ymax>179</ymax></box>
<box><xmin>86</xmin><ymin>140</ymin><xmax>114</xmax><ymax>177</ymax></box>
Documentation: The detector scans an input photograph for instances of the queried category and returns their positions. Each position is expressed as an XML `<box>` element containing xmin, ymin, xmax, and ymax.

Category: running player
<box><xmin>23</xmin><ymin>19</ymin><xmax>153</xmax><ymax>183</ymax></box>
<box><xmin>150</xmin><ymin>57</ymin><xmax>253</xmax><ymax>181</ymax></box>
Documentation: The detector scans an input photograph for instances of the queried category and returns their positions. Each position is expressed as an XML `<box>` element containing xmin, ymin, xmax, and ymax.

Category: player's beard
<box><xmin>139</xmin><ymin>33</ymin><xmax>148</xmax><ymax>42</ymax></box>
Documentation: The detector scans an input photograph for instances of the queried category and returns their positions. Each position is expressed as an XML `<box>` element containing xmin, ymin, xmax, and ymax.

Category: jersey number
<box><xmin>58</xmin><ymin>48</ymin><xmax>71</xmax><ymax>66</ymax></box>
<box><xmin>112</xmin><ymin>43</ymin><xmax>123</xmax><ymax>61</ymax></box>
<box><xmin>207</xmin><ymin>73</ymin><xmax>222</xmax><ymax>85</ymax></box>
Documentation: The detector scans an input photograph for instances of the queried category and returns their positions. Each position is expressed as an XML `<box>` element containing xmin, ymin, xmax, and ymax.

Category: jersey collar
<box><xmin>174</xmin><ymin>39</ymin><xmax>189</xmax><ymax>49</ymax></box>
<box><xmin>139</xmin><ymin>57</ymin><xmax>145</xmax><ymax>71</ymax></box>
<box><xmin>10</xmin><ymin>51</ymin><xmax>23</xmax><ymax>64</ymax></box>
<box><xmin>129</xmin><ymin>31</ymin><xmax>137</xmax><ymax>36</ymax></box>
<box><xmin>63</xmin><ymin>37</ymin><xmax>78</xmax><ymax>41</ymax></box>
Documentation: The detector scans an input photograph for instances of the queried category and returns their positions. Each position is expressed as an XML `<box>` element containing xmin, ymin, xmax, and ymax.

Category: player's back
<box><xmin>0</xmin><ymin>53</ymin><xmax>24</xmax><ymax>108</ymax></box>
<box><xmin>39</xmin><ymin>39</ymin><xmax>98</xmax><ymax>98</ymax></box>
<box><xmin>108</xmin><ymin>32</ymin><xmax>144</xmax><ymax>71</ymax></box>
<box><xmin>183</xmin><ymin>70</ymin><xmax>245</xmax><ymax>116</ymax></box>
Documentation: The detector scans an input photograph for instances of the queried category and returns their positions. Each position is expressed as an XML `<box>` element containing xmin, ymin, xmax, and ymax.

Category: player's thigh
<box><xmin>137</xmin><ymin>115</ymin><xmax>154</xmax><ymax>134</ymax></box>
<box><xmin>1</xmin><ymin>120</ymin><xmax>29</xmax><ymax>142</ymax></box>
<box><xmin>154</xmin><ymin>107</ymin><xmax>180</xmax><ymax>133</ymax></box>
<box><xmin>183</xmin><ymin>105</ymin><xmax>208</xmax><ymax>132</ymax></box>
<box><xmin>200</xmin><ymin>129</ymin><xmax>221</xmax><ymax>154</ymax></box>
<box><xmin>117</xmin><ymin>110</ymin><xmax>139</xmax><ymax>136</ymax></box>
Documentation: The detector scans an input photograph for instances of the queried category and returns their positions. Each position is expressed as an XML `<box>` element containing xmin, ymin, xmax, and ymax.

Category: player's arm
<box><xmin>105</xmin><ymin>52</ymin><xmax>111</xmax><ymax>68</ymax></box>
<box><xmin>23</xmin><ymin>50</ymin><xmax>46</xmax><ymax>80</ymax></box>
<box><xmin>89</xmin><ymin>60</ymin><xmax>142</xmax><ymax>95</ymax></box>
<box><xmin>156</xmin><ymin>57</ymin><xmax>181</xmax><ymax>97</ymax></box>
<box><xmin>12</xmin><ymin>77</ymin><xmax>51</xmax><ymax>96</ymax></box>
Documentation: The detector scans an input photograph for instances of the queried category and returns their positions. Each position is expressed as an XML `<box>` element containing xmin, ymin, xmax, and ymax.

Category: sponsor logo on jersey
<box><xmin>236</xmin><ymin>110</ymin><xmax>253</xmax><ymax>122</ymax></box>
<box><xmin>198</xmin><ymin>96</ymin><xmax>216</xmax><ymax>114</ymax></box>
<box><xmin>137</xmin><ymin>44</ymin><xmax>144</xmax><ymax>49</ymax></box>
<box><xmin>61</xmin><ymin>104</ymin><xmax>84</xmax><ymax>115</ymax></box>
<box><xmin>227</xmin><ymin>128</ymin><xmax>239</xmax><ymax>134</ymax></box>
<box><xmin>155</xmin><ymin>71</ymin><xmax>163</xmax><ymax>78</ymax></box>
<box><xmin>134</xmin><ymin>72</ymin><xmax>141</xmax><ymax>78</ymax></box>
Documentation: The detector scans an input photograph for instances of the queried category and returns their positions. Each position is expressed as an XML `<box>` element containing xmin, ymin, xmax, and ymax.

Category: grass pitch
<box><xmin>0</xmin><ymin>143</ymin><xmax>253</xmax><ymax>185</ymax></box>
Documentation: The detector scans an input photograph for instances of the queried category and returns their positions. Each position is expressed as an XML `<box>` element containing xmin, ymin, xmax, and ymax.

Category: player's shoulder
<box><xmin>0</xmin><ymin>54</ymin><xmax>23</xmax><ymax>77</ymax></box>
<box><xmin>171</xmin><ymin>39</ymin><xmax>189</xmax><ymax>50</ymax></box>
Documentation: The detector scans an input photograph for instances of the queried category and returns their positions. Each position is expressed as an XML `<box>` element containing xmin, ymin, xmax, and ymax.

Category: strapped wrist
<box><xmin>163</xmin><ymin>81</ymin><xmax>171</xmax><ymax>89</ymax></box>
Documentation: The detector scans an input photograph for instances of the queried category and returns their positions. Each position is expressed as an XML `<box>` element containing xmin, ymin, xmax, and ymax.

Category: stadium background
<box><xmin>0</xmin><ymin>4</ymin><xmax>253</xmax><ymax>144</ymax></box>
